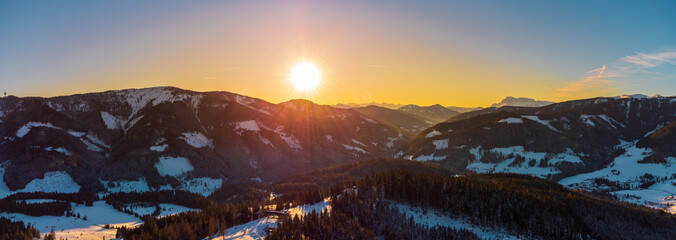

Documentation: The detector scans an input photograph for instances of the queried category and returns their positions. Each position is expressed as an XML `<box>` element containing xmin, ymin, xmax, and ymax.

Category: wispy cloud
<box><xmin>622</xmin><ymin>51</ymin><xmax>676</xmax><ymax>68</ymax></box>
<box><xmin>555</xmin><ymin>65</ymin><xmax>620</xmax><ymax>98</ymax></box>
<box><xmin>554</xmin><ymin>50</ymin><xmax>676</xmax><ymax>100</ymax></box>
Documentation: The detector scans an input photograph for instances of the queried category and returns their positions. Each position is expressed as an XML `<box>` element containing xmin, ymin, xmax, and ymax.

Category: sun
<box><xmin>290</xmin><ymin>62</ymin><xmax>320</xmax><ymax>92</ymax></box>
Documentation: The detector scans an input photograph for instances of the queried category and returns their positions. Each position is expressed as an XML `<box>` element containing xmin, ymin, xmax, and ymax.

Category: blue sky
<box><xmin>1</xmin><ymin>0</ymin><xmax>675</xmax><ymax>106</ymax></box>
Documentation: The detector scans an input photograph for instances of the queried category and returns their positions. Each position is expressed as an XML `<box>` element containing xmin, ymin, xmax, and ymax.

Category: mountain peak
<box><xmin>490</xmin><ymin>96</ymin><xmax>554</xmax><ymax>108</ymax></box>
<box><xmin>616</xmin><ymin>94</ymin><xmax>648</xmax><ymax>99</ymax></box>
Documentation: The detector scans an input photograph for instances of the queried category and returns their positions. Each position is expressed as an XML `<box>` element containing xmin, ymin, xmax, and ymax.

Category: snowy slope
<box><xmin>155</xmin><ymin>156</ymin><xmax>195</xmax><ymax>177</ymax></box>
<box><xmin>207</xmin><ymin>198</ymin><xmax>332</xmax><ymax>240</ymax></box>
<box><xmin>211</xmin><ymin>217</ymin><xmax>278</xmax><ymax>240</ymax></box>
<box><xmin>559</xmin><ymin>140</ymin><xmax>676</xmax><ymax>213</ymax></box>
<box><xmin>0</xmin><ymin>164</ymin><xmax>80</xmax><ymax>198</ymax></box>
<box><xmin>0</xmin><ymin>201</ymin><xmax>141</xmax><ymax>240</ymax></box>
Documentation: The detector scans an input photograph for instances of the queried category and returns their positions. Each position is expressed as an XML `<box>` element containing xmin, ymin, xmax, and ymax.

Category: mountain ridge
<box><xmin>0</xmin><ymin>86</ymin><xmax>406</xmax><ymax>197</ymax></box>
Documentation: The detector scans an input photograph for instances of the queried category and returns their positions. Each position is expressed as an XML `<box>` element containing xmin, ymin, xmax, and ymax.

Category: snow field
<box><xmin>0</xmin><ymin>201</ymin><xmax>141</xmax><ymax>240</ymax></box>
<box><xmin>207</xmin><ymin>198</ymin><xmax>332</xmax><ymax>240</ymax></box>
<box><xmin>155</xmin><ymin>156</ymin><xmax>195</xmax><ymax>177</ymax></box>
<box><xmin>0</xmin><ymin>165</ymin><xmax>81</xmax><ymax>198</ymax></box>
<box><xmin>181</xmin><ymin>132</ymin><xmax>213</xmax><ymax>148</ymax></box>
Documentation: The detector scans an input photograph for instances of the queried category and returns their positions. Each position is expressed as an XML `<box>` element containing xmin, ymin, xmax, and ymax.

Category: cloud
<box><xmin>554</xmin><ymin>50</ymin><xmax>676</xmax><ymax>100</ymax></box>
<box><xmin>554</xmin><ymin>65</ymin><xmax>620</xmax><ymax>98</ymax></box>
<box><xmin>622</xmin><ymin>51</ymin><xmax>676</xmax><ymax>68</ymax></box>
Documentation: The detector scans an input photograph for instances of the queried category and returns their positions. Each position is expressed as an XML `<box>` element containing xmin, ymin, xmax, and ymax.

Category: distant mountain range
<box><xmin>336</xmin><ymin>97</ymin><xmax>553</xmax><ymax>136</ymax></box>
<box><xmin>489</xmin><ymin>96</ymin><xmax>554</xmax><ymax>108</ymax></box>
<box><xmin>333</xmin><ymin>102</ymin><xmax>406</xmax><ymax>110</ymax></box>
<box><xmin>336</xmin><ymin>96</ymin><xmax>554</xmax><ymax>113</ymax></box>
<box><xmin>1</xmin><ymin>88</ymin><xmax>674</xmax><ymax>213</ymax></box>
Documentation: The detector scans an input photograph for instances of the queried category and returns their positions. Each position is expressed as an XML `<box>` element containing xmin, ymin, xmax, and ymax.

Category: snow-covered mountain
<box><xmin>0</xmin><ymin>87</ymin><xmax>406</xmax><ymax>197</ymax></box>
<box><xmin>489</xmin><ymin>96</ymin><xmax>554</xmax><ymax>108</ymax></box>
<box><xmin>402</xmin><ymin>95</ymin><xmax>676</xmax><ymax>212</ymax></box>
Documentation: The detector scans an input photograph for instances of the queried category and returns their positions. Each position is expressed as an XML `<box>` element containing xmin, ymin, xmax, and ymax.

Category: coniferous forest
<box><xmin>113</xmin><ymin>169</ymin><xmax>675</xmax><ymax>240</ymax></box>
<box><xmin>0</xmin><ymin>217</ymin><xmax>40</xmax><ymax>240</ymax></box>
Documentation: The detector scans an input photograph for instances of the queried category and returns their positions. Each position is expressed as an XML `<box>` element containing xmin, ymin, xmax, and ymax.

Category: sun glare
<box><xmin>290</xmin><ymin>62</ymin><xmax>320</xmax><ymax>92</ymax></box>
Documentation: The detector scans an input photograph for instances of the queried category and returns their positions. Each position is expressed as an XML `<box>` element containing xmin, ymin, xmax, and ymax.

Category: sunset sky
<box><xmin>1</xmin><ymin>0</ymin><xmax>675</xmax><ymax>107</ymax></box>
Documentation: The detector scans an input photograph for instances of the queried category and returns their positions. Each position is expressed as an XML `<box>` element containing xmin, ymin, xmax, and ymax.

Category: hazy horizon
<box><xmin>5</xmin><ymin>85</ymin><xmax>672</xmax><ymax>109</ymax></box>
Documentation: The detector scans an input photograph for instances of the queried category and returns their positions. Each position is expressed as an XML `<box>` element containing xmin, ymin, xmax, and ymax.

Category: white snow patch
<box><xmin>498</xmin><ymin>117</ymin><xmax>523</xmax><ymax>124</ymax></box>
<box><xmin>618</xmin><ymin>94</ymin><xmax>648</xmax><ymax>99</ymax></box>
<box><xmin>468</xmin><ymin>146</ymin><xmax>483</xmax><ymax>161</ymax></box>
<box><xmin>433</xmin><ymin>139</ymin><xmax>449</xmax><ymax>150</ymax></box>
<box><xmin>258</xmin><ymin>135</ymin><xmax>273</xmax><ymax>146</ymax></box>
<box><xmin>0</xmin><ymin>201</ymin><xmax>141</xmax><ymax>240</ymax></box>
<box><xmin>415</xmin><ymin>154</ymin><xmax>446</xmax><ymax>162</ymax></box>
<box><xmin>235</xmin><ymin>120</ymin><xmax>260</xmax><ymax>134</ymax></box>
<box><xmin>0</xmin><ymin>162</ymin><xmax>13</xmax><ymax>198</ymax></box>
<box><xmin>522</xmin><ymin>115</ymin><xmax>560</xmax><ymax>132</ymax></box>
<box><xmin>180</xmin><ymin>132</ymin><xmax>213</xmax><ymax>148</ymax></box>
<box><xmin>286</xmin><ymin>197</ymin><xmax>332</xmax><ymax>218</ymax></box>
<box><xmin>548</xmin><ymin>149</ymin><xmax>584</xmax><ymax>165</ymax></box>
<box><xmin>124</xmin><ymin>115</ymin><xmax>144</xmax><ymax>133</ymax></box>
<box><xmin>324</xmin><ymin>135</ymin><xmax>333</xmax><ymax>142</ymax></box>
<box><xmin>363</xmin><ymin>117</ymin><xmax>378</xmax><ymax>124</ymax></box>
<box><xmin>180</xmin><ymin>177</ymin><xmax>223</xmax><ymax>197</ymax></box>
<box><xmin>351</xmin><ymin>139</ymin><xmax>366</xmax><ymax>146</ymax></box>
<box><xmin>580</xmin><ymin>114</ymin><xmax>625</xmax><ymax>129</ymax></box>
<box><xmin>150</xmin><ymin>144</ymin><xmax>168</xmax><ymax>152</ymax></box>
<box><xmin>84</xmin><ymin>134</ymin><xmax>109</xmax><ymax>151</ymax></box>
<box><xmin>208</xmin><ymin>198</ymin><xmax>330</xmax><ymax>240</ymax></box>
<box><xmin>20</xmin><ymin>171</ymin><xmax>81</xmax><ymax>194</ymax></box>
<box><xmin>100</xmin><ymin>111</ymin><xmax>122</xmax><ymax>129</ymax></box>
<box><xmin>155</xmin><ymin>156</ymin><xmax>194</xmax><ymax>177</ymax></box>
<box><xmin>16</xmin><ymin>122</ymin><xmax>60</xmax><ymax>138</ymax></box>
<box><xmin>343</xmin><ymin>144</ymin><xmax>367</xmax><ymax>154</ymax></box>
<box><xmin>43</xmin><ymin>146</ymin><xmax>71</xmax><ymax>156</ymax></box>
<box><xmin>0</xmin><ymin>168</ymin><xmax>80</xmax><ymax>201</ymax></box>
<box><xmin>274</xmin><ymin>126</ymin><xmax>302</xmax><ymax>149</ymax></box>
<box><xmin>614</xmin><ymin>181</ymin><xmax>676</xmax><ymax>214</ymax></box>
<box><xmin>560</xmin><ymin>141</ymin><xmax>676</xmax><ymax>192</ymax></box>
<box><xmin>67</xmin><ymin>130</ymin><xmax>85</xmax><ymax>137</ymax></box>
<box><xmin>211</xmin><ymin>216</ymin><xmax>277</xmax><ymax>240</ymax></box>
<box><xmin>425</xmin><ymin>130</ymin><xmax>441</xmax><ymax>138</ymax></box>
<box><xmin>80</xmin><ymin>137</ymin><xmax>104</xmax><ymax>152</ymax></box>
<box><xmin>235</xmin><ymin>95</ymin><xmax>271</xmax><ymax>115</ymax></box>
<box><xmin>559</xmin><ymin>139</ymin><xmax>675</xmax><ymax>213</ymax></box>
